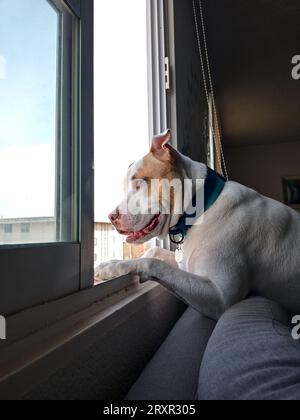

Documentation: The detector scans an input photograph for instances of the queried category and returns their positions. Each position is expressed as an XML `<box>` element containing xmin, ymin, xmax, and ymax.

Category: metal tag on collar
<box><xmin>169</xmin><ymin>230</ymin><xmax>185</xmax><ymax>245</ymax></box>
<box><xmin>175</xmin><ymin>243</ymin><xmax>184</xmax><ymax>264</ymax></box>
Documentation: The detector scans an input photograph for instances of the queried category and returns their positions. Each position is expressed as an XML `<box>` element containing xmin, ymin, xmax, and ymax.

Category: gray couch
<box><xmin>127</xmin><ymin>297</ymin><xmax>300</xmax><ymax>401</ymax></box>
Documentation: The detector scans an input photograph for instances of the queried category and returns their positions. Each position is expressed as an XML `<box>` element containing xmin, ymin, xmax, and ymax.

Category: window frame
<box><xmin>0</xmin><ymin>0</ymin><xmax>94</xmax><ymax>316</ymax></box>
<box><xmin>147</xmin><ymin>0</ymin><xmax>168</xmax><ymax>137</ymax></box>
<box><xmin>147</xmin><ymin>0</ymin><xmax>170</xmax><ymax>250</ymax></box>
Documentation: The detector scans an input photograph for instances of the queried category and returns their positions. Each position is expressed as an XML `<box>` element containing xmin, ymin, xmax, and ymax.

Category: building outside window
<box><xmin>0</xmin><ymin>218</ymin><xmax>56</xmax><ymax>245</ymax></box>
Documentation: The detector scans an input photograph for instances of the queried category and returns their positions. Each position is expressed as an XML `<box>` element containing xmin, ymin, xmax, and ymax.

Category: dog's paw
<box><xmin>95</xmin><ymin>260</ymin><xmax>138</xmax><ymax>281</ymax></box>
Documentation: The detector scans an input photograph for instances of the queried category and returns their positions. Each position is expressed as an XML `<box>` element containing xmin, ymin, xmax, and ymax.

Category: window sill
<box><xmin>0</xmin><ymin>276</ymin><xmax>159</xmax><ymax>383</ymax></box>
<box><xmin>3</xmin><ymin>274</ymin><xmax>140</xmax><ymax>344</ymax></box>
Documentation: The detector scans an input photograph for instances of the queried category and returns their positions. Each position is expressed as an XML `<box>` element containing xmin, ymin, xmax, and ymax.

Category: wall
<box><xmin>225</xmin><ymin>141</ymin><xmax>300</xmax><ymax>202</ymax></box>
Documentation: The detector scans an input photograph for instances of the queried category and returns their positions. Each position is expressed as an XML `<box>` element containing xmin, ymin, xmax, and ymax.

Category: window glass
<box><xmin>4</xmin><ymin>224</ymin><xmax>12</xmax><ymax>234</ymax></box>
<box><xmin>94</xmin><ymin>0</ymin><xmax>152</xmax><ymax>269</ymax></box>
<box><xmin>21</xmin><ymin>223</ymin><xmax>30</xmax><ymax>233</ymax></box>
<box><xmin>0</xmin><ymin>0</ymin><xmax>78</xmax><ymax>246</ymax></box>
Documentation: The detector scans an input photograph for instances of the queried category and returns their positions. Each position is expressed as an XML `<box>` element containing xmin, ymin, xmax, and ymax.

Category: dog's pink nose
<box><xmin>109</xmin><ymin>208</ymin><xmax>120</xmax><ymax>224</ymax></box>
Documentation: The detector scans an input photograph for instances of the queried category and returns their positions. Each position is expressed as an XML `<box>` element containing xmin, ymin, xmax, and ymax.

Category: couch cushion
<box><xmin>198</xmin><ymin>296</ymin><xmax>300</xmax><ymax>400</ymax></box>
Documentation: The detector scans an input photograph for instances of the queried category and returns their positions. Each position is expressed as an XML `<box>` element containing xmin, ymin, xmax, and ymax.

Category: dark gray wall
<box><xmin>196</xmin><ymin>0</ymin><xmax>300</xmax><ymax>195</ymax></box>
<box><xmin>226</xmin><ymin>141</ymin><xmax>300</xmax><ymax>203</ymax></box>
<box><xmin>202</xmin><ymin>0</ymin><xmax>300</xmax><ymax>148</ymax></box>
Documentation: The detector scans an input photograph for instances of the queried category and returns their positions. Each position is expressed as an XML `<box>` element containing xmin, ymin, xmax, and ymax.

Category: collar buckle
<box><xmin>169</xmin><ymin>230</ymin><xmax>185</xmax><ymax>245</ymax></box>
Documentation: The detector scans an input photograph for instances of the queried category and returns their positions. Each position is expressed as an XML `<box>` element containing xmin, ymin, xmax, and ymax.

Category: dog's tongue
<box><xmin>127</xmin><ymin>214</ymin><xmax>160</xmax><ymax>243</ymax></box>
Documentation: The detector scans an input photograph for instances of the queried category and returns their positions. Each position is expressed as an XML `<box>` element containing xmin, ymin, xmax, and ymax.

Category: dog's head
<box><xmin>108</xmin><ymin>130</ymin><xmax>186</xmax><ymax>244</ymax></box>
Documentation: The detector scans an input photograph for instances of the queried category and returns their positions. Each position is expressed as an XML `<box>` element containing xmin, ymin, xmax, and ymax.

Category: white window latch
<box><xmin>165</xmin><ymin>57</ymin><xmax>170</xmax><ymax>90</ymax></box>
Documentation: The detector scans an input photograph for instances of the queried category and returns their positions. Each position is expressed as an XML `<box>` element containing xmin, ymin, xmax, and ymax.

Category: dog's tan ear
<box><xmin>151</xmin><ymin>129</ymin><xmax>172</xmax><ymax>161</ymax></box>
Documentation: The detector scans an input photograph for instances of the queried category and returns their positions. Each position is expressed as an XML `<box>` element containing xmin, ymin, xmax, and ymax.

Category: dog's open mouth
<box><xmin>124</xmin><ymin>213</ymin><xmax>161</xmax><ymax>243</ymax></box>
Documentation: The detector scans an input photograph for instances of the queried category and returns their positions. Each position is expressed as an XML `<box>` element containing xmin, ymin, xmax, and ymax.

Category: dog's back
<box><xmin>184</xmin><ymin>181</ymin><xmax>300</xmax><ymax>314</ymax></box>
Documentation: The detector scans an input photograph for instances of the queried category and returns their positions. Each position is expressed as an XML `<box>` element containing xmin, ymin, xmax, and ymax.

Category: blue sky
<box><xmin>0</xmin><ymin>0</ymin><xmax>57</xmax><ymax>148</ymax></box>
<box><xmin>0</xmin><ymin>0</ymin><xmax>57</xmax><ymax>218</ymax></box>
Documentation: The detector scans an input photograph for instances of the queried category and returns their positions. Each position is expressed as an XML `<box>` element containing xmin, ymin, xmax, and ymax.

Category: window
<box><xmin>0</xmin><ymin>0</ymin><xmax>94</xmax><ymax>316</ymax></box>
<box><xmin>94</xmin><ymin>0</ymin><xmax>168</xmax><ymax>269</ymax></box>
<box><xmin>4</xmin><ymin>224</ymin><xmax>12</xmax><ymax>234</ymax></box>
<box><xmin>0</xmin><ymin>0</ymin><xmax>79</xmax><ymax>246</ymax></box>
<box><xmin>0</xmin><ymin>0</ymin><xmax>167</xmax><ymax>316</ymax></box>
<box><xmin>21</xmin><ymin>224</ymin><xmax>30</xmax><ymax>234</ymax></box>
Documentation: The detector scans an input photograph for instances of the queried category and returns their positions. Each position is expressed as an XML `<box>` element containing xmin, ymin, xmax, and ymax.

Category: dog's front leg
<box><xmin>140</xmin><ymin>258</ymin><xmax>231</xmax><ymax>319</ymax></box>
<box><xmin>142</xmin><ymin>247</ymin><xmax>178</xmax><ymax>268</ymax></box>
<box><xmin>96</xmin><ymin>258</ymin><xmax>231</xmax><ymax>320</ymax></box>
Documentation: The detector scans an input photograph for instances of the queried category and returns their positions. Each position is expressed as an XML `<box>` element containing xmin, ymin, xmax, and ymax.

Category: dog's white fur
<box><xmin>96</xmin><ymin>133</ymin><xmax>300</xmax><ymax>320</ymax></box>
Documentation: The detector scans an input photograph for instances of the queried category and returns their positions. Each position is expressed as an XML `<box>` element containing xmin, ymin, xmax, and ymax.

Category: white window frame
<box><xmin>147</xmin><ymin>0</ymin><xmax>168</xmax><ymax>137</ymax></box>
<box><xmin>147</xmin><ymin>0</ymin><xmax>170</xmax><ymax>250</ymax></box>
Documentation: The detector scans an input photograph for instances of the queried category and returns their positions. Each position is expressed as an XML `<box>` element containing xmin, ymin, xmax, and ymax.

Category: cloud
<box><xmin>0</xmin><ymin>55</ymin><xmax>6</xmax><ymax>80</ymax></box>
<box><xmin>0</xmin><ymin>143</ymin><xmax>55</xmax><ymax>218</ymax></box>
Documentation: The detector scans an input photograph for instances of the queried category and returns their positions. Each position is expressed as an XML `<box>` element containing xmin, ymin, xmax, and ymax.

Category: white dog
<box><xmin>96</xmin><ymin>130</ymin><xmax>300</xmax><ymax>320</ymax></box>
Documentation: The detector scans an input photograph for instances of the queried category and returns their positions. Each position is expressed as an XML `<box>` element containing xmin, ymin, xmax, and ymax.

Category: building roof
<box><xmin>0</xmin><ymin>217</ymin><xmax>55</xmax><ymax>224</ymax></box>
